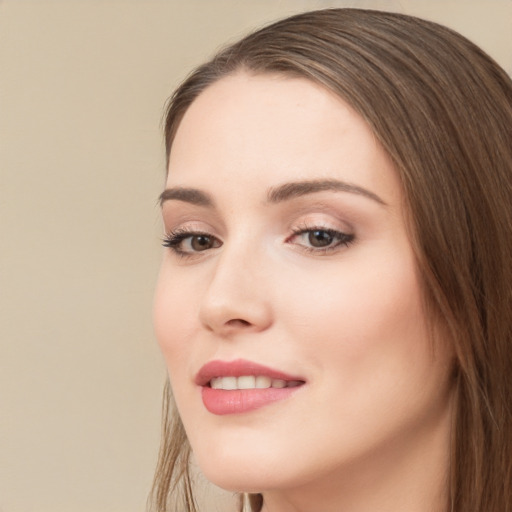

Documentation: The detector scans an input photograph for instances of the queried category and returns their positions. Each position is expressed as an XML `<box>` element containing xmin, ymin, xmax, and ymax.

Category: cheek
<box><xmin>278</xmin><ymin>246</ymin><xmax>436</xmax><ymax>404</ymax></box>
<box><xmin>153</xmin><ymin>265</ymin><xmax>198</xmax><ymax>374</ymax></box>
<box><xmin>283</xmin><ymin>251</ymin><xmax>424</xmax><ymax>350</ymax></box>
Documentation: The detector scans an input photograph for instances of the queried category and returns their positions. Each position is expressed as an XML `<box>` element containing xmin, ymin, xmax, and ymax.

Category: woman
<box><xmin>151</xmin><ymin>8</ymin><xmax>512</xmax><ymax>512</ymax></box>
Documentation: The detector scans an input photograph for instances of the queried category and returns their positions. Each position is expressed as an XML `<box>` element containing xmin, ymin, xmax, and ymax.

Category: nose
<box><xmin>198</xmin><ymin>243</ymin><xmax>273</xmax><ymax>336</ymax></box>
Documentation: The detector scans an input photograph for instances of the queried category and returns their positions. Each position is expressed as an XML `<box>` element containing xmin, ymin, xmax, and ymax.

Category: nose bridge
<box><xmin>199</xmin><ymin>230</ymin><xmax>272</xmax><ymax>334</ymax></box>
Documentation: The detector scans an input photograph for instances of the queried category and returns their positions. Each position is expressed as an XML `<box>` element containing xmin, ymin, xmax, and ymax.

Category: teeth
<box><xmin>255</xmin><ymin>376</ymin><xmax>271</xmax><ymax>388</ymax></box>
<box><xmin>238</xmin><ymin>376</ymin><xmax>255</xmax><ymax>389</ymax></box>
<box><xmin>222</xmin><ymin>376</ymin><xmax>237</xmax><ymax>390</ymax></box>
<box><xmin>209</xmin><ymin>376</ymin><xmax>301</xmax><ymax>390</ymax></box>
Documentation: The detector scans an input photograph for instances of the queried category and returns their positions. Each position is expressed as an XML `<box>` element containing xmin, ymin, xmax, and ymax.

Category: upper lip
<box><xmin>195</xmin><ymin>358</ymin><xmax>305</xmax><ymax>386</ymax></box>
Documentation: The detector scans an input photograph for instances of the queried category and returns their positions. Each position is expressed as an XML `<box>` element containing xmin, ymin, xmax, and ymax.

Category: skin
<box><xmin>154</xmin><ymin>73</ymin><xmax>455</xmax><ymax>512</ymax></box>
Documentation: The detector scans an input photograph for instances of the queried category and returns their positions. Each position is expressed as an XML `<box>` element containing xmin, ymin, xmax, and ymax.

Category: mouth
<box><xmin>196</xmin><ymin>359</ymin><xmax>306</xmax><ymax>415</ymax></box>
<box><xmin>195</xmin><ymin>358</ymin><xmax>305</xmax><ymax>386</ymax></box>
<box><xmin>209</xmin><ymin>375</ymin><xmax>304</xmax><ymax>390</ymax></box>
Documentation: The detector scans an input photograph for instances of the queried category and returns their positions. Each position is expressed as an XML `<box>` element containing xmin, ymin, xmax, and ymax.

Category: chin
<box><xmin>194</xmin><ymin>445</ymin><xmax>291</xmax><ymax>493</ymax></box>
<box><xmin>196</xmin><ymin>444</ymin><xmax>325</xmax><ymax>496</ymax></box>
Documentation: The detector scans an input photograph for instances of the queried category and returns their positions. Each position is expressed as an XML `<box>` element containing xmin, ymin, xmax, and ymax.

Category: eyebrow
<box><xmin>159</xmin><ymin>187</ymin><xmax>214</xmax><ymax>207</ymax></box>
<box><xmin>267</xmin><ymin>179</ymin><xmax>386</xmax><ymax>206</ymax></box>
<box><xmin>159</xmin><ymin>179</ymin><xmax>386</xmax><ymax>208</ymax></box>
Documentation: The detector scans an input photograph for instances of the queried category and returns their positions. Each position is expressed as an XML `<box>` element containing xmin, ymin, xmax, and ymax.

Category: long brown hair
<box><xmin>150</xmin><ymin>9</ymin><xmax>512</xmax><ymax>512</ymax></box>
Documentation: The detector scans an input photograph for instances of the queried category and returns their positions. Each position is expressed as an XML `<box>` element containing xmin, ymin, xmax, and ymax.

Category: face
<box><xmin>154</xmin><ymin>74</ymin><xmax>454</xmax><ymax>500</ymax></box>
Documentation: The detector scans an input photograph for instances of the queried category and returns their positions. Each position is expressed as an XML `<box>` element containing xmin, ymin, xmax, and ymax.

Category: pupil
<box><xmin>191</xmin><ymin>235</ymin><xmax>211</xmax><ymax>251</ymax></box>
<box><xmin>309</xmin><ymin>230</ymin><xmax>333</xmax><ymax>247</ymax></box>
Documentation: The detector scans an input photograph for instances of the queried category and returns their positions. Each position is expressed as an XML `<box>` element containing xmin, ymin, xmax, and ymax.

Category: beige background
<box><xmin>1</xmin><ymin>1</ymin><xmax>510</xmax><ymax>511</ymax></box>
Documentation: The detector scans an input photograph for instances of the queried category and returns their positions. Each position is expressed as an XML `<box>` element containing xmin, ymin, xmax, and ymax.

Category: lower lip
<box><xmin>201</xmin><ymin>386</ymin><xmax>302</xmax><ymax>415</ymax></box>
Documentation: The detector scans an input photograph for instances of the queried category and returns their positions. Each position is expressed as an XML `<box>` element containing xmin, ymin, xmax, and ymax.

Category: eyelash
<box><xmin>162</xmin><ymin>225</ymin><xmax>354</xmax><ymax>257</ymax></box>
<box><xmin>162</xmin><ymin>228</ymin><xmax>221</xmax><ymax>257</ymax></box>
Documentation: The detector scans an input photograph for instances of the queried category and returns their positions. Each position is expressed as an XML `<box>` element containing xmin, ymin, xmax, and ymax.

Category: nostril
<box><xmin>226</xmin><ymin>318</ymin><xmax>252</xmax><ymax>327</ymax></box>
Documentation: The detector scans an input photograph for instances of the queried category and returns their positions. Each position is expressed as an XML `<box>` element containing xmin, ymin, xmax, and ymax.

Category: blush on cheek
<box><xmin>154</xmin><ymin>286</ymin><xmax>192</xmax><ymax>366</ymax></box>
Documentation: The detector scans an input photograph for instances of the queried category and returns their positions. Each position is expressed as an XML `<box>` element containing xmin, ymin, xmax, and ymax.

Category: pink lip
<box><xmin>196</xmin><ymin>359</ymin><xmax>305</xmax><ymax>416</ymax></box>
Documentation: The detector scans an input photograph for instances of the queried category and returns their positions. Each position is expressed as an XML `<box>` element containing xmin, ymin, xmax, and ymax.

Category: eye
<box><xmin>162</xmin><ymin>229</ymin><xmax>222</xmax><ymax>256</ymax></box>
<box><xmin>187</xmin><ymin>234</ymin><xmax>216</xmax><ymax>251</ymax></box>
<box><xmin>305</xmin><ymin>229</ymin><xmax>336</xmax><ymax>248</ymax></box>
<box><xmin>288</xmin><ymin>227</ymin><xmax>354</xmax><ymax>253</ymax></box>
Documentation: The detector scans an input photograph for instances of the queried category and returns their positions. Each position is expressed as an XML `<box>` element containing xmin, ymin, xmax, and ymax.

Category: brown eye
<box><xmin>162</xmin><ymin>230</ymin><xmax>222</xmax><ymax>255</ymax></box>
<box><xmin>190</xmin><ymin>235</ymin><xmax>215</xmax><ymax>251</ymax></box>
<box><xmin>288</xmin><ymin>227</ymin><xmax>354</xmax><ymax>253</ymax></box>
<box><xmin>308</xmin><ymin>230</ymin><xmax>334</xmax><ymax>247</ymax></box>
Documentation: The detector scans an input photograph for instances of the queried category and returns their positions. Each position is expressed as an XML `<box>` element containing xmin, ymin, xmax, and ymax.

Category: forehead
<box><xmin>167</xmin><ymin>73</ymin><xmax>400</xmax><ymax>205</ymax></box>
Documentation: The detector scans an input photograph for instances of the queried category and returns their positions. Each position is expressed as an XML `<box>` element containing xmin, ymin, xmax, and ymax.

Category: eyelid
<box><xmin>162</xmin><ymin>218</ymin><xmax>219</xmax><ymax>238</ymax></box>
